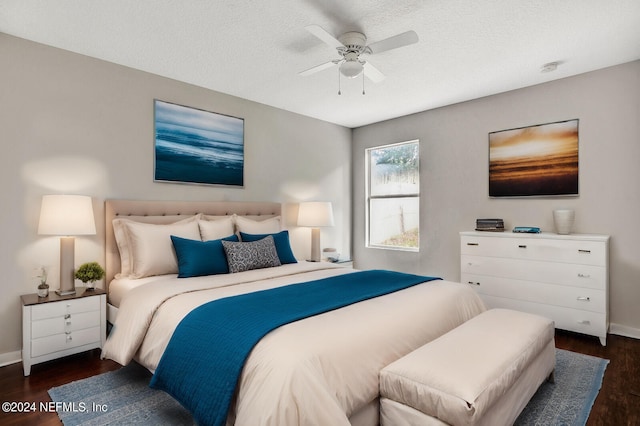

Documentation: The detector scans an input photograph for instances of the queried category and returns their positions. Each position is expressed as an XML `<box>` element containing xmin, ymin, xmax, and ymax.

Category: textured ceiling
<box><xmin>1</xmin><ymin>0</ymin><xmax>639</xmax><ymax>128</ymax></box>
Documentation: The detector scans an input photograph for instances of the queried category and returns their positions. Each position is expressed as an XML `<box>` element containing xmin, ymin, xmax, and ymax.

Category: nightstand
<box><xmin>21</xmin><ymin>287</ymin><xmax>106</xmax><ymax>376</ymax></box>
<box><xmin>325</xmin><ymin>259</ymin><xmax>354</xmax><ymax>268</ymax></box>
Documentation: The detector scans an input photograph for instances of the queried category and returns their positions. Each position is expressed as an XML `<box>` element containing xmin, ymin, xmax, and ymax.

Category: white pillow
<box><xmin>112</xmin><ymin>218</ymin><xmax>134</xmax><ymax>278</ymax></box>
<box><xmin>235</xmin><ymin>215</ymin><xmax>281</xmax><ymax>234</ymax></box>
<box><xmin>113</xmin><ymin>215</ymin><xmax>198</xmax><ymax>278</ymax></box>
<box><xmin>125</xmin><ymin>220</ymin><xmax>201</xmax><ymax>278</ymax></box>
<box><xmin>198</xmin><ymin>217</ymin><xmax>235</xmax><ymax>241</ymax></box>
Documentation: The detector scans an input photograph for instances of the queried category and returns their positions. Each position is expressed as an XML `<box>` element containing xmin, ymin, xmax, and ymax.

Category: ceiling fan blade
<box><xmin>299</xmin><ymin>60</ymin><xmax>337</xmax><ymax>76</ymax></box>
<box><xmin>305</xmin><ymin>24</ymin><xmax>344</xmax><ymax>49</ymax></box>
<box><xmin>367</xmin><ymin>30</ymin><xmax>418</xmax><ymax>54</ymax></box>
<box><xmin>363</xmin><ymin>62</ymin><xmax>385</xmax><ymax>83</ymax></box>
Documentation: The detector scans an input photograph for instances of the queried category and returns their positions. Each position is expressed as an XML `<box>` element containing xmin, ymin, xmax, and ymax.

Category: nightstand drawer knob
<box><xmin>577</xmin><ymin>296</ymin><xmax>591</xmax><ymax>302</ymax></box>
<box><xmin>577</xmin><ymin>320</ymin><xmax>591</xmax><ymax>325</ymax></box>
<box><xmin>577</xmin><ymin>273</ymin><xmax>591</xmax><ymax>278</ymax></box>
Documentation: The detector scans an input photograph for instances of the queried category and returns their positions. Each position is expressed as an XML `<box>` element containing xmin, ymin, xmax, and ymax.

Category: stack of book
<box><xmin>476</xmin><ymin>218</ymin><xmax>505</xmax><ymax>232</ymax></box>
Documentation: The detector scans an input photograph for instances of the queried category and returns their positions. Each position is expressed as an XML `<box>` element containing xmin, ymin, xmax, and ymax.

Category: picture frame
<box><xmin>489</xmin><ymin>119</ymin><xmax>579</xmax><ymax>197</ymax></box>
<box><xmin>154</xmin><ymin>100</ymin><xmax>244</xmax><ymax>187</ymax></box>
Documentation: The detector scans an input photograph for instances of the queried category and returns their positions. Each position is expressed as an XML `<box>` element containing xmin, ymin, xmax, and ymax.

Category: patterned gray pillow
<box><xmin>222</xmin><ymin>235</ymin><xmax>282</xmax><ymax>273</ymax></box>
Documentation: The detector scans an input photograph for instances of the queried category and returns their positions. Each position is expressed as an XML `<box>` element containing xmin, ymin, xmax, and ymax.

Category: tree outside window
<box><xmin>366</xmin><ymin>140</ymin><xmax>419</xmax><ymax>251</ymax></box>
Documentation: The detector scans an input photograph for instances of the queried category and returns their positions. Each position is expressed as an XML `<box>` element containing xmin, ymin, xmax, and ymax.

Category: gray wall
<box><xmin>352</xmin><ymin>60</ymin><xmax>640</xmax><ymax>337</ymax></box>
<box><xmin>0</xmin><ymin>34</ymin><xmax>352</xmax><ymax>359</ymax></box>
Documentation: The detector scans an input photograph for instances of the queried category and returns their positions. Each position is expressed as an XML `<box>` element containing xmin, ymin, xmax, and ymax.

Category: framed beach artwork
<box><xmin>489</xmin><ymin>119</ymin><xmax>579</xmax><ymax>197</ymax></box>
<box><xmin>154</xmin><ymin>100</ymin><xmax>244</xmax><ymax>187</ymax></box>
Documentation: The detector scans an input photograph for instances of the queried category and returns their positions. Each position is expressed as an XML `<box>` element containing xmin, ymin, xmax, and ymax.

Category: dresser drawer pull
<box><xmin>577</xmin><ymin>320</ymin><xmax>591</xmax><ymax>325</ymax></box>
<box><xmin>518</xmin><ymin>245</ymin><xmax>527</xmax><ymax>249</ymax></box>
<box><xmin>64</xmin><ymin>314</ymin><xmax>71</xmax><ymax>319</ymax></box>
<box><xmin>467</xmin><ymin>281</ymin><xmax>480</xmax><ymax>286</ymax></box>
<box><xmin>577</xmin><ymin>273</ymin><xmax>591</xmax><ymax>278</ymax></box>
<box><xmin>466</xmin><ymin>242</ymin><xmax>479</xmax><ymax>246</ymax></box>
<box><xmin>578</xmin><ymin>249</ymin><xmax>591</xmax><ymax>254</ymax></box>
<box><xmin>66</xmin><ymin>335</ymin><xmax>73</xmax><ymax>342</ymax></box>
<box><xmin>577</xmin><ymin>296</ymin><xmax>591</xmax><ymax>302</ymax></box>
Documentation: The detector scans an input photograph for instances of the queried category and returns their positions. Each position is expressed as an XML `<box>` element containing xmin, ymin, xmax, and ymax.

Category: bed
<box><xmin>101</xmin><ymin>199</ymin><xmax>487</xmax><ymax>426</ymax></box>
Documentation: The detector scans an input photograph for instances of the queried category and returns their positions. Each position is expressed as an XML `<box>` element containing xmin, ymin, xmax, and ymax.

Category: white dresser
<box><xmin>460</xmin><ymin>231</ymin><xmax>609</xmax><ymax>345</ymax></box>
<box><xmin>21</xmin><ymin>288</ymin><xmax>106</xmax><ymax>375</ymax></box>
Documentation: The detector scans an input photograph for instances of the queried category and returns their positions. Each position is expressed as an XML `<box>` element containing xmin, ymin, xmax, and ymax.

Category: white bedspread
<box><xmin>102</xmin><ymin>263</ymin><xmax>486</xmax><ymax>425</ymax></box>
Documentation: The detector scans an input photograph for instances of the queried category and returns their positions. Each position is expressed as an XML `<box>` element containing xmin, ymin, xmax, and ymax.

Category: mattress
<box><xmin>108</xmin><ymin>274</ymin><xmax>173</xmax><ymax>308</ymax></box>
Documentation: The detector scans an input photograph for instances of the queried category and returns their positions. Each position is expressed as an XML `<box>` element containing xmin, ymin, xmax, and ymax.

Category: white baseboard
<box><xmin>610</xmin><ymin>322</ymin><xmax>640</xmax><ymax>340</ymax></box>
<box><xmin>0</xmin><ymin>350</ymin><xmax>22</xmax><ymax>368</ymax></box>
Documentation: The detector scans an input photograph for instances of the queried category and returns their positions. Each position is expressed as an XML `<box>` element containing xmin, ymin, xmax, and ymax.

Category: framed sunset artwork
<box><xmin>154</xmin><ymin>100</ymin><xmax>244</xmax><ymax>187</ymax></box>
<box><xmin>489</xmin><ymin>119</ymin><xmax>579</xmax><ymax>197</ymax></box>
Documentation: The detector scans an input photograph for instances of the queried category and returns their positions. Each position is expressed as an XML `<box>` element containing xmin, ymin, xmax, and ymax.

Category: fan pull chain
<box><xmin>337</xmin><ymin>68</ymin><xmax>341</xmax><ymax>95</ymax></box>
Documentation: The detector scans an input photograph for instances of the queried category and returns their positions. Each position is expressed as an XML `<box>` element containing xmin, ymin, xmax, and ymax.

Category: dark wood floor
<box><xmin>0</xmin><ymin>331</ymin><xmax>639</xmax><ymax>425</ymax></box>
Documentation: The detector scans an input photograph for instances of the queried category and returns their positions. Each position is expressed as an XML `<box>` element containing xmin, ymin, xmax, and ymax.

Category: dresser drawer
<box><xmin>461</xmin><ymin>235</ymin><xmax>607</xmax><ymax>266</ymax></box>
<box><xmin>461</xmin><ymin>255</ymin><xmax>607</xmax><ymax>290</ymax></box>
<box><xmin>31</xmin><ymin>296</ymin><xmax>100</xmax><ymax>321</ymax></box>
<box><xmin>31</xmin><ymin>326</ymin><xmax>101</xmax><ymax>357</ymax></box>
<box><xmin>31</xmin><ymin>310</ymin><xmax>101</xmax><ymax>339</ymax></box>
<box><xmin>479</xmin><ymin>294</ymin><xmax>607</xmax><ymax>338</ymax></box>
<box><xmin>462</xmin><ymin>274</ymin><xmax>606</xmax><ymax>313</ymax></box>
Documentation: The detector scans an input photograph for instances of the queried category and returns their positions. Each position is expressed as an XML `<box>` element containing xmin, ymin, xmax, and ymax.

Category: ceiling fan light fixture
<box><xmin>340</xmin><ymin>60</ymin><xmax>363</xmax><ymax>78</ymax></box>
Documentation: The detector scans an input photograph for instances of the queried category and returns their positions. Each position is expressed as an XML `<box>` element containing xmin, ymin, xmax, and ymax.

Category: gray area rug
<box><xmin>49</xmin><ymin>348</ymin><xmax>607</xmax><ymax>425</ymax></box>
<box><xmin>515</xmin><ymin>349</ymin><xmax>609</xmax><ymax>425</ymax></box>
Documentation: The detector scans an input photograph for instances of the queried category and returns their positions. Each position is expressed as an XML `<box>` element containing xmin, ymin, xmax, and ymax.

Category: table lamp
<box><xmin>38</xmin><ymin>195</ymin><xmax>96</xmax><ymax>295</ymax></box>
<box><xmin>297</xmin><ymin>201</ymin><xmax>334</xmax><ymax>262</ymax></box>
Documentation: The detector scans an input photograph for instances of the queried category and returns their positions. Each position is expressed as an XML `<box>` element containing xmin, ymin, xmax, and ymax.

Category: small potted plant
<box><xmin>36</xmin><ymin>266</ymin><xmax>49</xmax><ymax>298</ymax></box>
<box><xmin>75</xmin><ymin>262</ymin><xmax>105</xmax><ymax>290</ymax></box>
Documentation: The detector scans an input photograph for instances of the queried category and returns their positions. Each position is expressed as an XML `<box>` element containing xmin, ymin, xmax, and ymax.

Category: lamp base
<box><xmin>309</xmin><ymin>228</ymin><xmax>321</xmax><ymax>262</ymax></box>
<box><xmin>55</xmin><ymin>288</ymin><xmax>76</xmax><ymax>296</ymax></box>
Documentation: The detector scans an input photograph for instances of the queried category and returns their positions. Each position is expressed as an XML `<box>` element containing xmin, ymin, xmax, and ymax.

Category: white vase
<box><xmin>553</xmin><ymin>209</ymin><xmax>575</xmax><ymax>235</ymax></box>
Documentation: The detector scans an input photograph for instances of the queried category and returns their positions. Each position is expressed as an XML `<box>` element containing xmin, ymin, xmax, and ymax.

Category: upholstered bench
<box><xmin>379</xmin><ymin>309</ymin><xmax>555</xmax><ymax>426</ymax></box>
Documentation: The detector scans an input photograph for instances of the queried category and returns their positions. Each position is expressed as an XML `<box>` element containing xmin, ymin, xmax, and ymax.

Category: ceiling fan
<box><xmin>300</xmin><ymin>25</ymin><xmax>419</xmax><ymax>93</ymax></box>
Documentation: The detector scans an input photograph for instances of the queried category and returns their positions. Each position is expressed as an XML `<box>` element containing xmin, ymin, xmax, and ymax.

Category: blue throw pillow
<box><xmin>239</xmin><ymin>230</ymin><xmax>297</xmax><ymax>264</ymax></box>
<box><xmin>171</xmin><ymin>234</ymin><xmax>239</xmax><ymax>278</ymax></box>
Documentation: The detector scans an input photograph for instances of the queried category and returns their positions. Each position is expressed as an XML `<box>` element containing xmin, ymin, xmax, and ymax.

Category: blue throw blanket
<box><xmin>150</xmin><ymin>269</ymin><xmax>440</xmax><ymax>426</ymax></box>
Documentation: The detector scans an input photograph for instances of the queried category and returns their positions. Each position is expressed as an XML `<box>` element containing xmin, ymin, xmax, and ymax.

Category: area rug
<box><xmin>515</xmin><ymin>349</ymin><xmax>609</xmax><ymax>425</ymax></box>
<box><xmin>49</xmin><ymin>348</ymin><xmax>607</xmax><ymax>425</ymax></box>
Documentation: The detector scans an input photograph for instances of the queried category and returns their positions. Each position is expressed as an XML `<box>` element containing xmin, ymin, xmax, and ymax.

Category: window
<box><xmin>366</xmin><ymin>140</ymin><xmax>419</xmax><ymax>251</ymax></box>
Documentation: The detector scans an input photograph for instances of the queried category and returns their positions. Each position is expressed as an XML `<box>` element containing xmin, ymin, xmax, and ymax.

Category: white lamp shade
<box><xmin>38</xmin><ymin>195</ymin><xmax>96</xmax><ymax>236</ymax></box>
<box><xmin>297</xmin><ymin>202</ymin><xmax>335</xmax><ymax>227</ymax></box>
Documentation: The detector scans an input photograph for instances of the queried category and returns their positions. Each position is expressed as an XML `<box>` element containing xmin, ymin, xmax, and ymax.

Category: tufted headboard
<box><xmin>105</xmin><ymin>199</ymin><xmax>282</xmax><ymax>285</ymax></box>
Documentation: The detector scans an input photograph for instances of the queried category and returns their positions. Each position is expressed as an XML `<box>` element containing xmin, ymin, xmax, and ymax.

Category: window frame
<box><xmin>365</xmin><ymin>139</ymin><xmax>420</xmax><ymax>252</ymax></box>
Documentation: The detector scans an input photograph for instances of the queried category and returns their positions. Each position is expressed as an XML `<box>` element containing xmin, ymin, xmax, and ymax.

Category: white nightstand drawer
<box><xmin>461</xmin><ymin>255</ymin><xmax>607</xmax><ymax>290</ymax></box>
<box><xmin>31</xmin><ymin>310</ymin><xmax>101</xmax><ymax>339</ymax></box>
<box><xmin>31</xmin><ymin>296</ymin><xmax>100</xmax><ymax>321</ymax></box>
<box><xmin>461</xmin><ymin>235</ymin><xmax>607</xmax><ymax>266</ymax></box>
<box><xmin>22</xmin><ymin>289</ymin><xmax>107</xmax><ymax>376</ymax></box>
<box><xmin>31</xmin><ymin>326</ymin><xmax>101</xmax><ymax>357</ymax></box>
